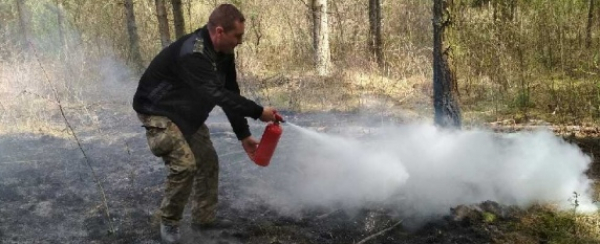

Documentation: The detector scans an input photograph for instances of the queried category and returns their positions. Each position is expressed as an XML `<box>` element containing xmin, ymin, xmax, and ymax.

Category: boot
<box><xmin>160</xmin><ymin>222</ymin><xmax>180</xmax><ymax>244</ymax></box>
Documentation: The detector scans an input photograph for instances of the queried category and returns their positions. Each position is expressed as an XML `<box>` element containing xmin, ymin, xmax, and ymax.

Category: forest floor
<box><xmin>1</xmin><ymin>104</ymin><xmax>600</xmax><ymax>244</ymax></box>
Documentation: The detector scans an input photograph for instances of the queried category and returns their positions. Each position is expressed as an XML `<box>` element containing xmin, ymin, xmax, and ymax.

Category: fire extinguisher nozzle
<box><xmin>274</xmin><ymin>113</ymin><xmax>285</xmax><ymax>123</ymax></box>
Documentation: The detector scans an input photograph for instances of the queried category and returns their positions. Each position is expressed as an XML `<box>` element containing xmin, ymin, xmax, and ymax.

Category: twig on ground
<box><xmin>27</xmin><ymin>39</ymin><xmax>114</xmax><ymax>234</ymax></box>
<box><xmin>355</xmin><ymin>219</ymin><xmax>403</xmax><ymax>244</ymax></box>
<box><xmin>316</xmin><ymin>209</ymin><xmax>340</xmax><ymax>219</ymax></box>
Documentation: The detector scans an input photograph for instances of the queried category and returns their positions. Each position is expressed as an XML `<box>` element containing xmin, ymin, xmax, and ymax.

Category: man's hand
<box><xmin>241</xmin><ymin>136</ymin><xmax>259</xmax><ymax>160</ymax></box>
<box><xmin>259</xmin><ymin>107</ymin><xmax>278</xmax><ymax>122</ymax></box>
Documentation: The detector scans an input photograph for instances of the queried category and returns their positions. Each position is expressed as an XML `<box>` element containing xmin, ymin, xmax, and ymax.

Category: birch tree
<box><xmin>15</xmin><ymin>0</ymin><xmax>27</xmax><ymax>49</ymax></box>
<box><xmin>311</xmin><ymin>0</ymin><xmax>331</xmax><ymax>76</ymax></box>
<box><xmin>55</xmin><ymin>0</ymin><xmax>67</xmax><ymax>55</ymax></box>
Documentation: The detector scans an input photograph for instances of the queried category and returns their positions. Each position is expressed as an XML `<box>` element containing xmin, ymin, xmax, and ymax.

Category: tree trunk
<box><xmin>15</xmin><ymin>0</ymin><xmax>28</xmax><ymax>49</ymax></box>
<box><xmin>56</xmin><ymin>0</ymin><xmax>67</xmax><ymax>55</ymax></box>
<box><xmin>433</xmin><ymin>0</ymin><xmax>461</xmax><ymax>128</ymax></box>
<box><xmin>155</xmin><ymin>0</ymin><xmax>171</xmax><ymax>48</ymax></box>
<box><xmin>311</xmin><ymin>0</ymin><xmax>331</xmax><ymax>76</ymax></box>
<box><xmin>368</xmin><ymin>0</ymin><xmax>383</xmax><ymax>68</ymax></box>
<box><xmin>311</xmin><ymin>0</ymin><xmax>320</xmax><ymax>51</ymax></box>
<box><xmin>124</xmin><ymin>0</ymin><xmax>144</xmax><ymax>70</ymax></box>
<box><xmin>187</xmin><ymin>0</ymin><xmax>192</xmax><ymax>31</ymax></box>
<box><xmin>171</xmin><ymin>0</ymin><xmax>185</xmax><ymax>38</ymax></box>
<box><xmin>586</xmin><ymin>0</ymin><xmax>595</xmax><ymax>48</ymax></box>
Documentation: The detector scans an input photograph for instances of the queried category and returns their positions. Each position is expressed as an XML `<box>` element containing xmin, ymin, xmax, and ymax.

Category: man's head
<box><xmin>207</xmin><ymin>4</ymin><xmax>245</xmax><ymax>54</ymax></box>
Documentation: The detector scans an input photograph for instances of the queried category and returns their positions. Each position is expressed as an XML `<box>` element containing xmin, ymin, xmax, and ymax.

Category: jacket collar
<box><xmin>198</xmin><ymin>26</ymin><xmax>215</xmax><ymax>53</ymax></box>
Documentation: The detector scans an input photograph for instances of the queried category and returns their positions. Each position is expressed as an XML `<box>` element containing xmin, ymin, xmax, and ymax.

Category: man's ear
<box><xmin>215</xmin><ymin>26</ymin><xmax>224</xmax><ymax>35</ymax></box>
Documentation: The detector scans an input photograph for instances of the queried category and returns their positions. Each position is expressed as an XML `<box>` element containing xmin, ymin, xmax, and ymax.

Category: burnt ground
<box><xmin>1</xmin><ymin>107</ymin><xmax>599</xmax><ymax>244</ymax></box>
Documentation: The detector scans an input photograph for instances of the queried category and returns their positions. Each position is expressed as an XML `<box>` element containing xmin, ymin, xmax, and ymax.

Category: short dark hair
<box><xmin>207</xmin><ymin>4</ymin><xmax>245</xmax><ymax>32</ymax></box>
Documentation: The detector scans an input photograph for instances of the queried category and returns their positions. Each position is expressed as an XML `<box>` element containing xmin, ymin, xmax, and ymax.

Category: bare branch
<box><xmin>21</xmin><ymin>19</ymin><xmax>115</xmax><ymax>234</ymax></box>
<box><xmin>296</xmin><ymin>0</ymin><xmax>310</xmax><ymax>9</ymax></box>
<box><xmin>355</xmin><ymin>220</ymin><xmax>403</xmax><ymax>244</ymax></box>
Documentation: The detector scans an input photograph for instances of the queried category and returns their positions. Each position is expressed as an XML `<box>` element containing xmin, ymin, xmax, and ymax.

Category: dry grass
<box><xmin>237</xmin><ymin>66</ymin><xmax>433</xmax><ymax>122</ymax></box>
<box><xmin>492</xmin><ymin>179</ymin><xmax>600</xmax><ymax>244</ymax></box>
<box><xmin>0</xmin><ymin>60</ymin><xmax>68</xmax><ymax>136</ymax></box>
<box><xmin>497</xmin><ymin>204</ymin><xmax>600</xmax><ymax>244</ymax></box>
<box><xmin>0</xmin><ymin>56</ymin><xmax>126</xmax><ymax>137</ymax></box>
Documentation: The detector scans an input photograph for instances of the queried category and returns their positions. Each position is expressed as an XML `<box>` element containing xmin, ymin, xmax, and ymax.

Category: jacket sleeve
<box><xmin>223</xmin><ymin>56</ymin><xmax>253</xmax><ymax>140</ymax></box>
<box><xmin>177</xmin><ymin>52</ymin><xmax>263</xmax><ymax>121</ymax></box>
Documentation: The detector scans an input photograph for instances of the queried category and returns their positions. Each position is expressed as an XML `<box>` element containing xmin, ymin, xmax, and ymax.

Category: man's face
<box><xmin>215</xmin><ymin>21</ymin><xmax>244</xmax><ymax>54</ymax></box>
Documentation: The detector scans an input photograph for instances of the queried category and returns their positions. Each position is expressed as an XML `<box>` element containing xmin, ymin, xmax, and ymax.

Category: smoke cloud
<box><xmin>240</xmin><ymin>120</ymin><xmax>596</xmax><ymax>219</ymax></box>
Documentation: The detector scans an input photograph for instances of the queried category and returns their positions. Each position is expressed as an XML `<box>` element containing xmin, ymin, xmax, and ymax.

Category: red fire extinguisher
<box><xmin>253</xmin><ymin>113</ymin><xmax>284</xmax><ymax>167</ymax></box>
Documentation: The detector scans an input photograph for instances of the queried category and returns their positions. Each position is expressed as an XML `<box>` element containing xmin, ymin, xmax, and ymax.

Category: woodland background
<box><xmin>1</xmin><ymin>0</ymin><xmax>599</xmax><ymax>133</ymax></box>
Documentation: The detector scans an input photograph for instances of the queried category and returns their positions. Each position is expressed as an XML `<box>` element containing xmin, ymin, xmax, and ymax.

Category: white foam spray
<box><xmin>240</xmin><ymin>120</ymin><xmax>596</xmax><ymax>220</ymax></box>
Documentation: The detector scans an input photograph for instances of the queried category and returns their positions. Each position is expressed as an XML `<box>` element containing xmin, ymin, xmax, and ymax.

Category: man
<box><xmin>132</xmin><ymin>4</ymin><xmax>278</xmax><ymax>243</ymax></box>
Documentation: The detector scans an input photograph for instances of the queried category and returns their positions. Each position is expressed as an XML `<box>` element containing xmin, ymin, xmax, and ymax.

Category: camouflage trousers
<box><xmin>138</xmin><ymin>114</ymin><xmax>219</xmax><ymax>226</ymax></box>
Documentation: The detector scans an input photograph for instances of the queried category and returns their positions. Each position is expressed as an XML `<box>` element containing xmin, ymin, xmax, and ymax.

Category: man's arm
<box><xmin>222</xmin><ymin>55</ymin><xmax>252</xmax><ymax>140</ymax></box>
<box><xmin>177</xmin><ymin>52</ymin><xmax>264</xmax><ymax>120</ymax></box>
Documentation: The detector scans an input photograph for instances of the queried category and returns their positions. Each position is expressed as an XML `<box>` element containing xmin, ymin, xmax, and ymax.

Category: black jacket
<box><xmin>133</xmin><ymin>26</ymin><xmax>263</xmax><ymax>139</ymax></box>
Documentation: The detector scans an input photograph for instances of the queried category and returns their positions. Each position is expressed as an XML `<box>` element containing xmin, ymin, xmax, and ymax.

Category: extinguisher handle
<box><xmin>274</xmin><ymin>112</ymin><xmax>285</xmax><ymax>123</ymax></box>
